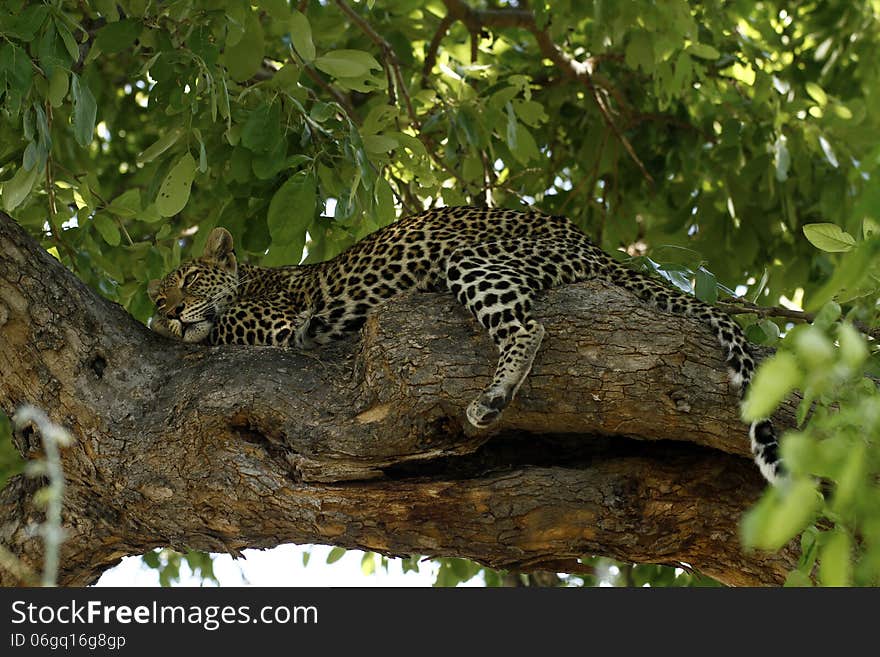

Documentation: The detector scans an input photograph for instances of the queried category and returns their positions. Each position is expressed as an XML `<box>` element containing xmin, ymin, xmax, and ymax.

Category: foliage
<box><xmin>742</xmin><ymin>306</ymin><xmax>880</xmax><ymax>585</ymax></box>
<box><xmin>142</xmin><ymin>548</ymin><xmax>219</xmax><ymax>587</ymax></box>
<box><xmin>1</xmin><ymin>0</ymin><xmax>879</xmax><ymax>586</ymax></box>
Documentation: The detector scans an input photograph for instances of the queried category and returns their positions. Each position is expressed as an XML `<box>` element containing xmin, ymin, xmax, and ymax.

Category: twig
<box><xmin>717</xmin><ymin>299</ymin><xmax>816</xmax><ymax>324</ymax></box>
<box><xmin>333</xmin><ymin>0</ymin><xmax>418</xmax><ymax>128</ymax></box>
<box><xmin>423</xmin><ymin>15</ymin><xmax>455</xmax><ymax>85</ymax></box>
<box><xmin>718</xmin><ymin>299</ymin><xmax>880</xmax><ymax>341</ymax></box>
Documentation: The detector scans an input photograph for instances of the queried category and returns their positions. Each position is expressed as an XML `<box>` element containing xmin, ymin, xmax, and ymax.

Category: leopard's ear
<box><xmin>147</xmin><ymin>279</ymin><xmax>162</xmax><ymax>303</ymax></box>
<box><xmin>202</xmin><ymin>227</ymin><xmax>236</xmax><ymax>271</ymax></box>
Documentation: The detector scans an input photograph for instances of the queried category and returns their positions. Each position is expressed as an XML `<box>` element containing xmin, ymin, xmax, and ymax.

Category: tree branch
<box><xmin>0</xmin><ymin>212</ymin><xmax>798</xmax><ymax>586</ymax></box>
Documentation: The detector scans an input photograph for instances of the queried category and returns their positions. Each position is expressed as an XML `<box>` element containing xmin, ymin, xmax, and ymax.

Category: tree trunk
<box><xmin>0</xmin><ymin>212</ymin><xmax>798</xmax><ymax>586</ymax></box>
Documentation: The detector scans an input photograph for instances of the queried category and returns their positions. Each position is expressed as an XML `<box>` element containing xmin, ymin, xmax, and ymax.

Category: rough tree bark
<box><xmin>0</xmin><ymin>212</ymin><xmax>798</xmax><ymax>587</ymax></box>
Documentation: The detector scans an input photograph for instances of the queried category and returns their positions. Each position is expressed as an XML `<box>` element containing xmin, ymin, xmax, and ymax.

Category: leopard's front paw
<box><xmin>149</xmin><ymin>314</ymin><xmax>184</xmax><ymax>340</ymax></box>
<box><xmin>293</xmin><ymin>315</ymin><xmax>327</xmax><ymax>350</ymax></box>
<box><xmin>466</xmin><ymin>385</ymin><xmax>512</xmax><ymax>429</ymax></box>
<box><xmin>181</xmin><ymin>319</ymin><xmax>214</xmax><ymax>343</ymax></box>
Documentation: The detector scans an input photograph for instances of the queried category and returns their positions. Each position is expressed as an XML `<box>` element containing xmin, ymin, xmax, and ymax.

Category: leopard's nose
<box><xmin>166</xmin><ymin>302</ymin><xmax>185</xmax><ymax>319</ymax></box>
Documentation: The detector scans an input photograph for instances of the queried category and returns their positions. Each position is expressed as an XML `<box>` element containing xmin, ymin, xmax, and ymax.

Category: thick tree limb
<box><xmin>0</xmin><ymin>212</ymin><xmax>797</xmax><ymax>586</ymax></box>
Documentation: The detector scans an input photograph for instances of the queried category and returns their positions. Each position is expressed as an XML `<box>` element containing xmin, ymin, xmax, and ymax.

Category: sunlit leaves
<box><xmin>740</xmin><ymin>351</ymin><xmax>801</xmax><ymax>422</ymax></box>
<box><xmin>741</xmin><ymin>479</ymin><xmax>821</xmax><ymax>551</ymax></box>
<box><xmin>803</xmin><ymin>223</ymin><xmax>856</xmax><ymax>252</ymax></box>
<box><xmin>688</xmin><ymin>43</ymin><xmax>720</xmax><ymax>59</ymax></box>
<box><xmin>325</xmin><ymin>547</ymin><xmax>346</xmax><ymax>564</ymax></box>
<box><xmin>314</xmin><ymin>49</ymin><xmax>381</xmax><ymax>78</ymax></box>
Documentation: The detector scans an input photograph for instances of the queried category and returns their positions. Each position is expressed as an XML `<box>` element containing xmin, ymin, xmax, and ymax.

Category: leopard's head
<box><xmin>148</xmin><ymin>227</ymin><xmax>239</xmax><ymax>326</ymax></box>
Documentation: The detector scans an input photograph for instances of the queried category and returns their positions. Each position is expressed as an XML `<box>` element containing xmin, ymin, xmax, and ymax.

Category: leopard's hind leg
<box><xmin>446</xmin><ymin>246</ymin><xmax>560</xmax><ymax>428</ymax></box>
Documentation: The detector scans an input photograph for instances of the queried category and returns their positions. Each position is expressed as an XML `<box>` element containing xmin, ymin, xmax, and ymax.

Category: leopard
<box><xmin>148</xmin><ymin>205</ymin><xmax>783</xmax><ymax>484</ymax></box>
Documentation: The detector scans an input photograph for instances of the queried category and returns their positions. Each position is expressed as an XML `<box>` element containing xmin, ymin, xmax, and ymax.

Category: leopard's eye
<box><xmin>181</xmin><ymin>271</ymin><xmax>199</xmax><ymax>288</ymax></box>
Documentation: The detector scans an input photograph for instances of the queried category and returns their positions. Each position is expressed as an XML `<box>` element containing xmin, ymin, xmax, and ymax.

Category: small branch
<box><xmin>719</xmin><ymin>299</ymin><xmax>880</xmax><ymax>341</ymax></box>
<box><xmin>718</xmin><ymin>299</ymin><xmax>816</xmax><ymax>324</ymax></box>
<box><xmin>334</xmin><ymin>0</ymin><xmax>418</xmax><ymax>128</ymax></box>
<box><xmin>423</xmin><ymin>15</ymin><xmax>455</xmax><ymax>84</ymax></box>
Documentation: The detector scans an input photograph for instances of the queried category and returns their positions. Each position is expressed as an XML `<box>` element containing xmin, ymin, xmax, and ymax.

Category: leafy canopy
<box><xmin>1</xmin><ymin>0</ymin><xmax>880</xmax><ymax>586</ymax></box>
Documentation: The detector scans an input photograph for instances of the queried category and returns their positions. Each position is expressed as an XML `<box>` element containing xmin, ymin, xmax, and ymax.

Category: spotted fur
<box><xmin>148</xmin><ymin>206</ymin><xmax>783</xmax><ymax>484</ymax></box>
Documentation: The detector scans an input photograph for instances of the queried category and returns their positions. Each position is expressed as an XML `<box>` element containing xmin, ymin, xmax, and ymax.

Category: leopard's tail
<box><xmin>601</xmin><ymin>260</ymin><xmax>785</xmax><ymax>485</ymax></box>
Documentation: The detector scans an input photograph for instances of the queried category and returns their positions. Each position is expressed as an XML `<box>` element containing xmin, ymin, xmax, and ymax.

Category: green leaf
<box><xmin>326</xmin><ymin>547</ymin><xmax>346</xmax><ymax>564</ymax></box>
<box><xmin>142</xmin><ymin>550</ymin><xmax>160</xmax><ymax>568</ymax></box>
<box><xmin>314</xmin><ymin>49</ymin><xmax>381</xmax><ymax>78</ymax></box>
<box><xmin>106</xmin><ymin>189</ymin><xmax>142</xmax><ymax>218</ymax></box>
<box><xmin>812</xmin><ymin>301</ymin><xmax>841</xmax><ymax>330</ymax></box>
<box><xmin>806</xmin><ymin>240</ymin><xmax>880</xmax><ymax>311</ymax></box>
<box><xmin>48</xmin><ymin>67</ymin><xmax>68</xmax><ymax>108</ymax></box>
<box><xmin>362</xmin><ymin>134</ymin><xmax>398</xmax><ymax>154</ymax></box>
<box><xmin>757</xmin><ymin>319</ymin><xmax>780</xmax><ymax>343</ymax></box>
<box><xmin>741</xmin><ymin>351</ymin><xmax>801</xmax><ymax>421</ymax></box>
<box><xmin>137</xmin><ymin>127</ymin><xmax>184</xmax><ymax>164</ymax></box>
<box><xmin>251</xmin><ymin>140</ymin><xmax>287</xmax><ymax>180</ymax></box>
<box><xmin>783</xmin><ymin>571</ymin><xmax>813</xmax><ymax>587</ymax></box>
<box><xmin>625</xmin><ymin>33</ymin><xmax>655</xmax><ymax>72</ymax></box>
<box><xmin>374</xmin><ymin>177</ymin><xmax>395</xmax><ymax>225</ymax></box>
<box><xmin>289</xmin><ymin>10</ymin><xmax>315</xmax><ymax>62</ymax></box>
<box><xmin>694</xmin><ymin>268</ymin><xmax>717</xmax><ymax>304</ymax></box>
<box><xmin>805</xmin><ymin>82</ymin><xmax>828</xmax><ymax>106</ymax></box>
<box><xmin>156</xmin><ymin>152</ymin><xmax>197</xmax><ymax>217</ymax></box>
<box><xmin>802</xmin><ymin>223</ymin><xmax>855</xmax><ymax>252</ymax></box>
<box><xmin>93</xmin><ymin>214</ymin><xmax>121</xmax><ymax>246</ymax></box>
<box><xmin>71</xmin><ymin>73</ymin><xmax>97</xmax><ymax>147</ymax></box>
<box><xmin>819</xmin><ymin>530</ymin><xmax>852</xmax><ymax>586</ymax></box>
<box><xmin>1</xmin><ymin>165</ymin><xmax>39</xmax><ymax>212</ymax></box>
<box><xmin>741</xmin><ymin>480</ymin><xmax>820</xmax><ymax>550</ymax></box>
<box><xmin>510</xmin><ymin>122</ymin><xmax>539</xmax><ymax>164</ymax></box>
<box><xmin>688</xmin><ymin>43</ymin><xmax>720</xmax><ymax>59</ymax></box>
<box><xmin>513</xmin><ymin>99</ymin><xmax>548</xmax><ymax>127</ymax></box>
<box><xmin>837</xmin><ymin>323</ymin><xmax>868</xmax><ymax>369</ymax></box>
<box><xmin>57</xmin><ymin>22</ymin><xmax>80</xmax><ymax>63</ymax></box>
<box><xmin>242</xmin><ymin>102</ymin><xmax>282</xmax><ymax>154</ymax></box>
<box><xmin>334</xmin><ymin>74</ymin><xmax>387</xmax><ymax>93</ymax></box>
<box><xmin>360</xmin><ymin>552</ymin><xmax>375</xmax><ymax>575</ymax></box>
<box><xmin>225</xmin><ymin>12</ymin><xmax>264</xmax><ymax>81</ymax></box>
<box><xmin>267</xmin><ymin>171</ymin><xmax>317</xmax><ymax>264</ymax></box>
<box><xmin>95</xmin><ymin>18</ymin><xmax>141</xmax><ymax>54</ymax></box>
<box><xmin>3</xmin><ymin>5</ymin><xmax>48</xmax><ymax>40</ymax></box>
